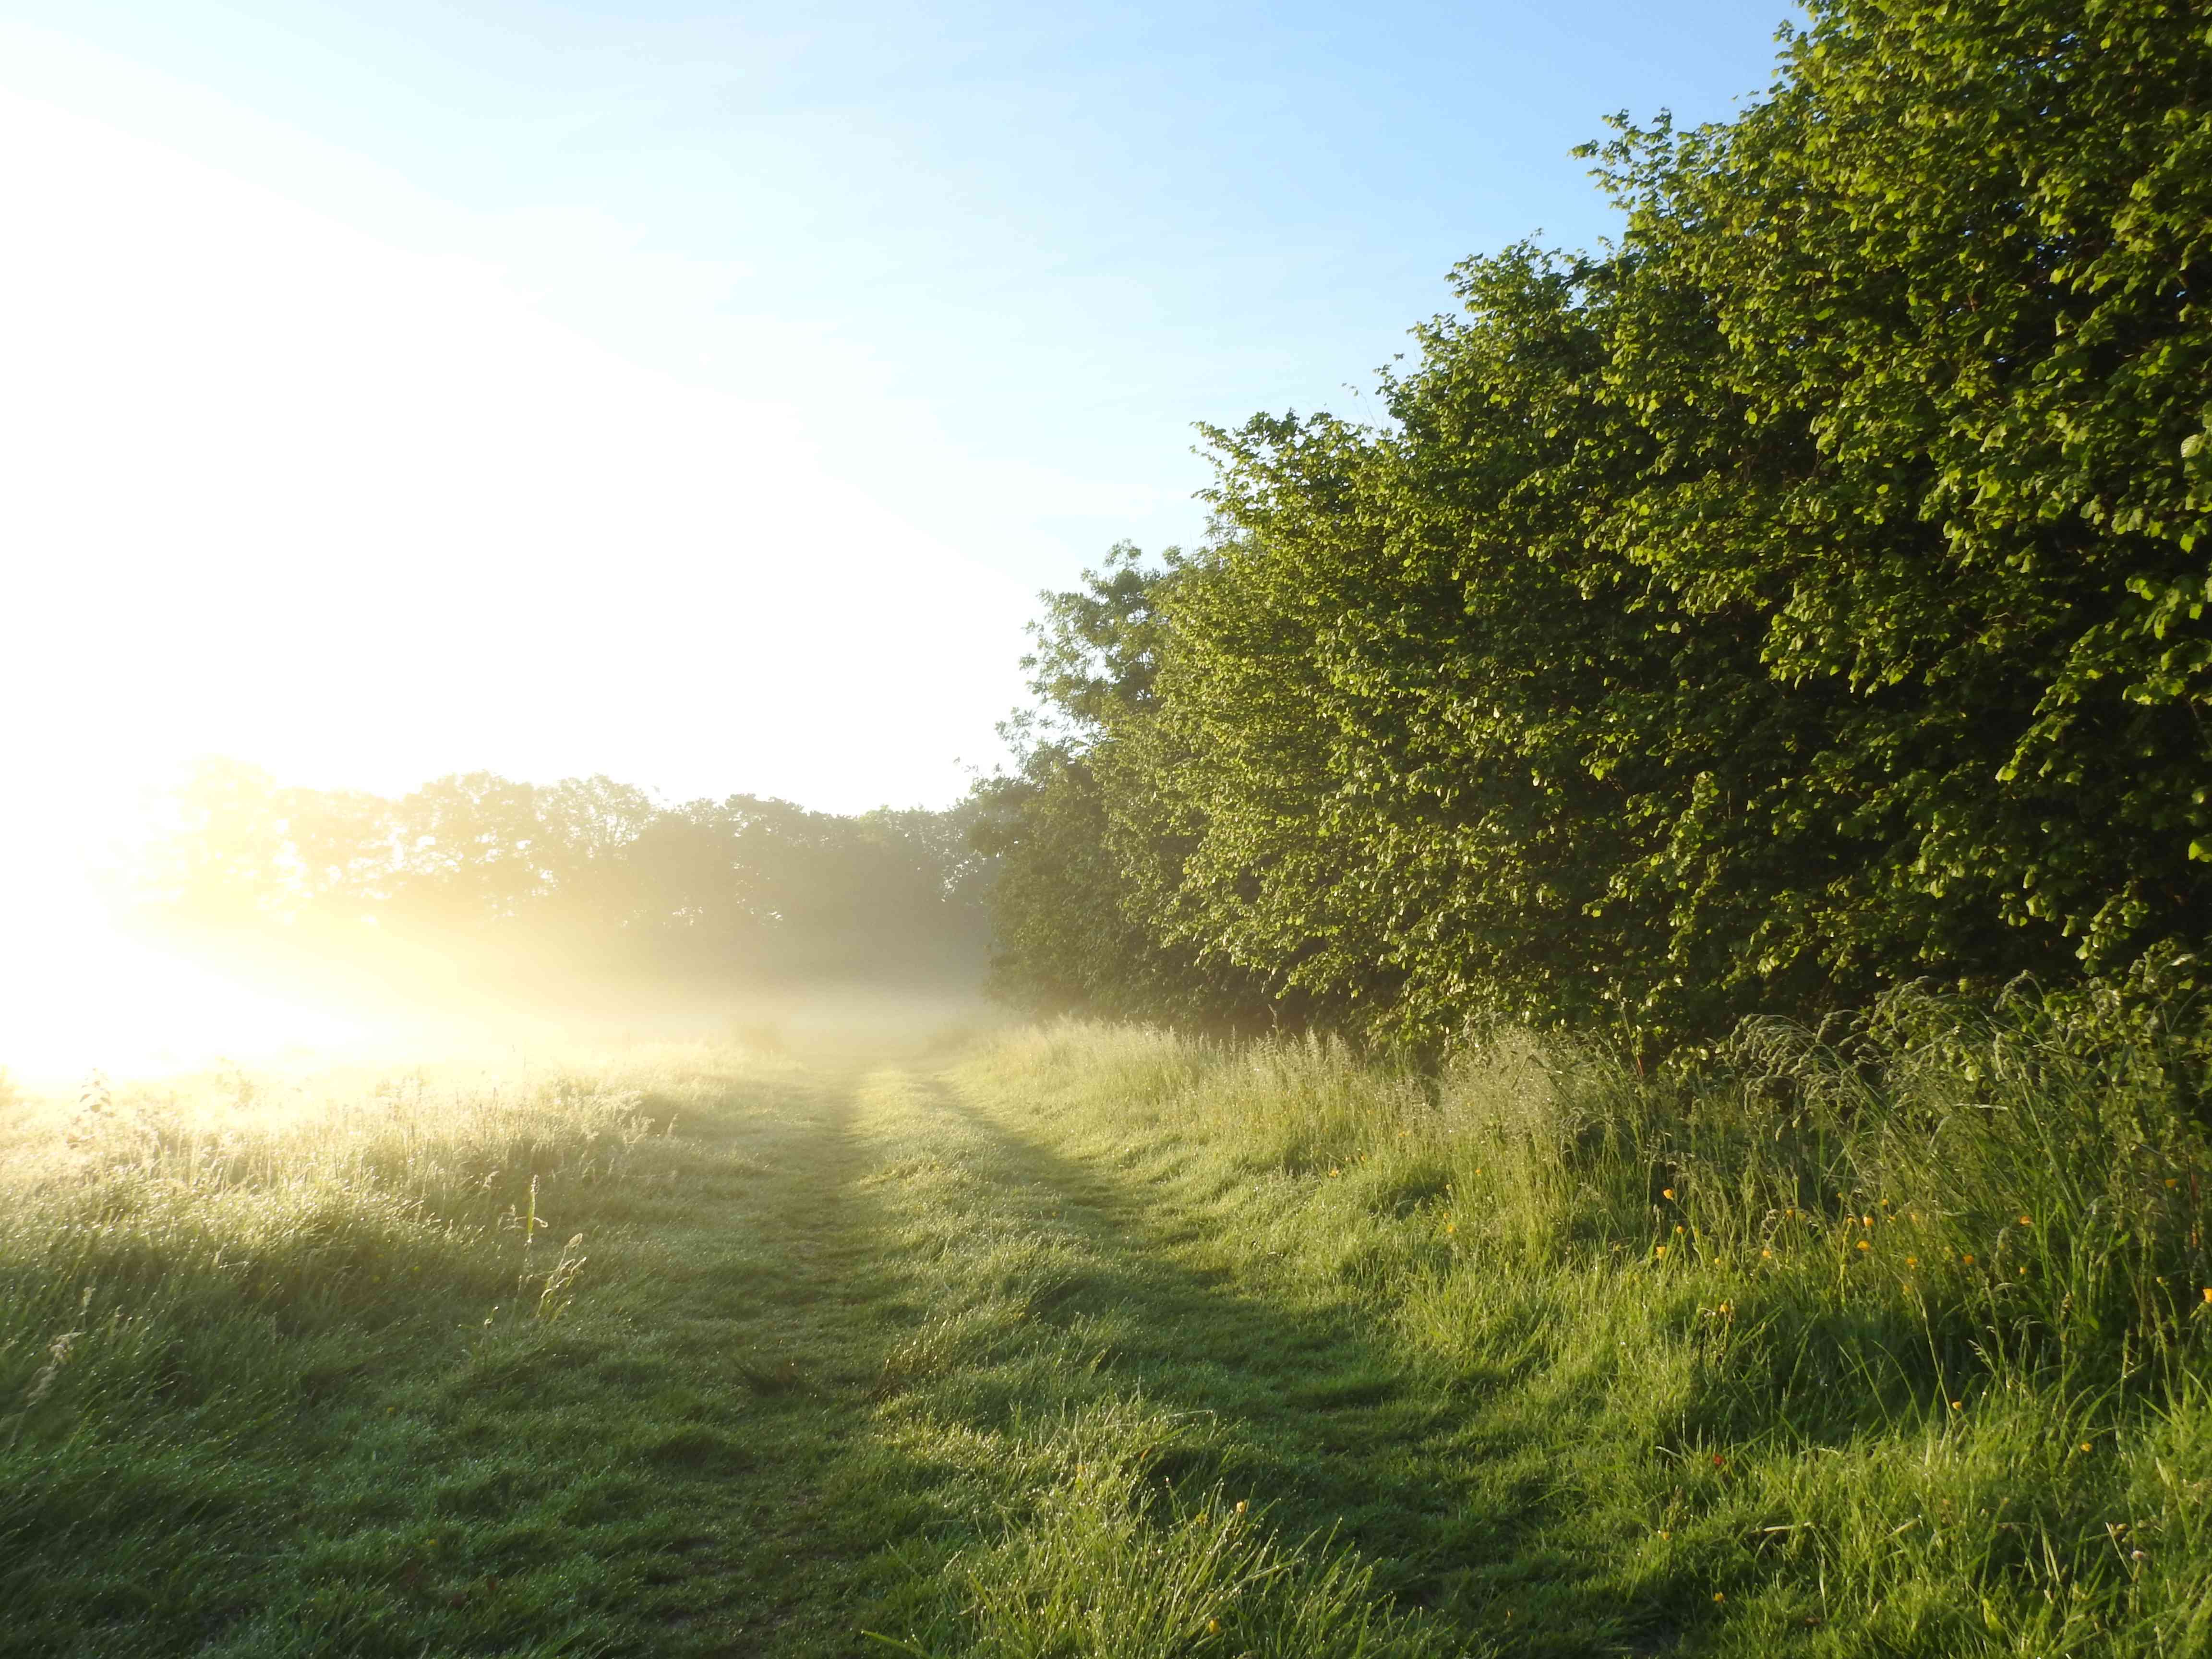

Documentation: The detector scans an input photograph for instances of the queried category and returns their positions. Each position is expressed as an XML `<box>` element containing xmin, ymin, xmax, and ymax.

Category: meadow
<box><xmin>5</xmin><ymin>995</ymin><xmax>2211</xmax><ymax>1655</ymax></box>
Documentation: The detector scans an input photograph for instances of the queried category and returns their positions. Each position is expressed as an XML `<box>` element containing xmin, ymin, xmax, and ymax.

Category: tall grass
<box><xmin>951</xmin><ymin>985</ymin><xmax>2212</xmax><ymax>1651</ymax></box>
<box><xmin>0</xmin><ymin>1059</ymin><xmax>683</xmax><ymax>1455</ymax></box>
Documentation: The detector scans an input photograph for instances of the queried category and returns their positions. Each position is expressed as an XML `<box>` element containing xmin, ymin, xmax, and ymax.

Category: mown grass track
<box><xmin>12</xmin><ymin>1020</ymin><xmax>2212</xmax><ymax>1655</ymax></box>
<box><xmin>1</xmin><ymin>1045</ymin><xmax>1459</xmax><ymax>1657</ymax></box>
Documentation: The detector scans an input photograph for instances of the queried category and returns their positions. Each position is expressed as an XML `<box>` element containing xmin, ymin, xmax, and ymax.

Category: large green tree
<box><xmin>986</xmin><ymin>0</ymin><xmax>2212</xmax><ymax>1054</ymax></box>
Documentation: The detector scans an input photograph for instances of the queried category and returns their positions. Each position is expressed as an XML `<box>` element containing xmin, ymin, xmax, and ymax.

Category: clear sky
<box><xmin>2</xmin><ymin>0</ymin><xmax>1797</xmax><ymax>829</ymax></box>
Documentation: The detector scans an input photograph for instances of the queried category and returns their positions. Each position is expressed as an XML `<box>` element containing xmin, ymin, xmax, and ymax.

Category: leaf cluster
<box><xmin>983</xmin><ymin>0</ymin><xmax>2212</xmax><ymax>1056</ymax></box>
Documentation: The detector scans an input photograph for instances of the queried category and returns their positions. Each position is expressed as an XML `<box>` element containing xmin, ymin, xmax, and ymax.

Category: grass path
<box><xmin>842</xmin><ymin>1068</ymin><xmax>1490</xmax><ymax>1648</ymax></box>
<box><xmin>20</xmin><ymin>1025</ymin><xmax>2212</xmax><ymax>1655</ymax></box>
<box><xmin>3</xmin><ymin>1048</ymin><xmax>1473</xmax><ymax>1657</ymax></box>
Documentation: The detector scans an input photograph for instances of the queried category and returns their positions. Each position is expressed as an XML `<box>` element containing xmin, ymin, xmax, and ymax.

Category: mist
<box><xmin>0</xmin><ymin>757</ymin><xmax>998</xmax><ymax>1089</ymax></box>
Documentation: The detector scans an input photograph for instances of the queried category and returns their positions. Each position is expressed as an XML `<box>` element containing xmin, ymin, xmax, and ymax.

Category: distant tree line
<box><xmin>975</xmin><ymin>0</ymin><xmax>2212</xmax><ymax>1056</ymax></box>
<box><xmin>144</xmin><ymin>759</ymin><xmax>992</xmax><ymax>988</ymax></box>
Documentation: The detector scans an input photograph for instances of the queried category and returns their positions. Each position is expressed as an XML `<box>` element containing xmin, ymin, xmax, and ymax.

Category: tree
<box><xmin>985</xmin><ymin>0</ymin><xmax>2212</xmax><ymax>1055</ymax></box>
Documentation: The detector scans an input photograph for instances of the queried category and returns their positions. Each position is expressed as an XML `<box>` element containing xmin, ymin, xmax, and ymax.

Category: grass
<box><xmin>6</xmin><ymin>994</ymin><xmax>2212</xmax><ymax>1654</ymax></box>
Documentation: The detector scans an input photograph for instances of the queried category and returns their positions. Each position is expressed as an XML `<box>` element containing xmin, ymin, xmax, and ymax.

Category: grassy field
<box><xmin>5</xmin><ymin>1004</ymin><xmax>2211</xmax><ymax>1655</ymax></box>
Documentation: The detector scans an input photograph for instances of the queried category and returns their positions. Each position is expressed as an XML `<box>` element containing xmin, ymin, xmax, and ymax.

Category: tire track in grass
<box><xmin>832</xmin><ymin>1068</ymin><xmax>1561</xmax><ymax>1655</ymax></box>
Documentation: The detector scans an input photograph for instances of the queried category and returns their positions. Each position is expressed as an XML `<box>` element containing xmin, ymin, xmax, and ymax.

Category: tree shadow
<box><xmin>810</xmin><ymin>1070</ymin><xmax>1713</xmax><ymax>1656</ymax></box>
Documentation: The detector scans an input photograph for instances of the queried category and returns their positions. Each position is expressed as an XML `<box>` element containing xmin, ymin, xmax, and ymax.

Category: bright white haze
<box><xmin>0</xmin><ymin>0</ymin><xmax>1795</xmax><ymax>1079</ymax></box>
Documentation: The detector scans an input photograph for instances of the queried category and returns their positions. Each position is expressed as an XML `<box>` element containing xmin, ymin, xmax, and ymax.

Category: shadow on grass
<box><xmin>839</xmin><ymin>1073</ymin><xmax>1710</xmax><ymax>1656</ymax></box>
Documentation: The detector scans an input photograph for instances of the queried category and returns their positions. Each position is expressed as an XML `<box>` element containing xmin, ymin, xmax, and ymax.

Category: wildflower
<box><xmin>2080</xmin><ymin>1442</ymin><xmax>2092</xmax><ymax>1453</ymax></box>
<box><xmin>2018</xmin><ymin>1215</ymin><xmax>2032</xmax><ymax>1227</ymax></box>
<box><xmin>1675</xmin><ymin>1224</ymin><xmax>1686</xmax><ymax>1235</ymax></box>
<box><xmin>1329</xmin><ymin>1167</ymin><xmax>1340</xmax><ymax>1178</ymax></box>
<box><xmin>2165</xmin><ymin>1178</ymin><xmax>2179</xmax><ymax>1189</ymax></box>
<box><xmin>1862</xmin><ymin>1215</ymin><xmax>1874</xmax><ymax>1227</ymax></box>
<box><xmin>1711</xmin><ymin>1453</ymin><xmax>1726</xmax><ymax>1467</ymax></box>
<box><xmin>1962</xmin><ymin>1253</ymin><xmax>1975</xmax><ymax>1265</ymax></box>
<box><xmin>1856</xmin><ymin>1240</ymin><xmax>1870</xmax><ymax>1251</ymax></box>
<box><xmin>1905</xmin><ymin>1256</ymin><xmax>1918</xmax><ymax>1268</ymax></box>
<box><xmin>1761</xmin><ymin>1249</ymin><xmax>1772</xmax><ymax>1259</ymax></box>
<box><xmin>1714</xmin><ymin>1592</ymin><xmax>1726</xmax><ymax>1602</ymax></box>
<box><xmin>2202</xmin><ymin>1287</ymin><xmax>2211</xmax><ymax>1304</ymax></box>
<box><xmin>1663</xmin><ymin>1188</ymin><xmax>1676</xmax><ymax>1200</ymax></box>
<box><xmin>1950</xmin><ymin>1400</ymin><xmax>1963</xmax><ymax>1411</ymax></box>
<box><xmin>1655</xmin><ymin>1245</ymin><xmax>1668</xmax><ymax>1258</ymax></box>
<box><xmin>1234</xmin><ymin>1501</ymin><xmax>1246</xmax><ymax>1514</ymax></box>
<box><xmin>1445</xmin><ymin>1223</ymin><xmax>1456</xmax><ymax>1235</ymax></box>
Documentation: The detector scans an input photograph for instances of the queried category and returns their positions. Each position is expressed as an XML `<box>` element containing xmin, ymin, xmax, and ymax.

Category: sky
<box><xmin>0</xmin><ymin>0</ymin><xmax>1801</xmax><ymax>814</ymax></box>
<box><xmin>0</xmin><ymin>0</ymin><xmax>1798</xmax><ymax>1071</ymax></box>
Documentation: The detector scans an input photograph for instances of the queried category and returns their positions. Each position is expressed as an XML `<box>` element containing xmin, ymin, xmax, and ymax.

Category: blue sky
<box><xmin>0</xmin><ymin>0</ymin><xmax>1798</xmax><ymax>821</ymax></box>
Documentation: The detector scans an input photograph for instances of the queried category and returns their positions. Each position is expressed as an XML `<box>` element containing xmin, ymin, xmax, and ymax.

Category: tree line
<box><xmin>142</xmin><ymin>759</ymin><xmax>992</xmax><ymax>990</ymax></box>
<box><xmin>976</xmin><ymin>0</ymin><xmax>2212</xmax><ymax>1057</ymax></box>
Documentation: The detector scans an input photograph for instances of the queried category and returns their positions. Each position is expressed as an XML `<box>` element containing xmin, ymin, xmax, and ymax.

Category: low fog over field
<box><xmin>0</xmin><ymin>758</ymin><xmax>995</xmax><ymax>1087</ymax></box>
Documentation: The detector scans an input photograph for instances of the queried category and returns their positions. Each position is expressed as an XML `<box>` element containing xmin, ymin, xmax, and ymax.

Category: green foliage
<box><xmin>983</xmin><ymin>0</ymin><xmax>2212</xmax><ymax>1052</ymax></box>
<box><xmin>973</xmin><ymin>551</ymin><xmax>1287</xmax><ymax>1029</ymax></box>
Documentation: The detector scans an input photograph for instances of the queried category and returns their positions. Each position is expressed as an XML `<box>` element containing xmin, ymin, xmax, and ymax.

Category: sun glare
<box><xmin>0</xmin><ymin>884</ymin><xmax>371</xmax><ymax>1088</ymax></box>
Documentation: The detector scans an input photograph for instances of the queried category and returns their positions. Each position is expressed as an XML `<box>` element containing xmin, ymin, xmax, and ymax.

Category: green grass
<box><xmin>6</xmin><ymin>1003</ymin><xmax>2212</xmax><ymax>1654</ymax></box>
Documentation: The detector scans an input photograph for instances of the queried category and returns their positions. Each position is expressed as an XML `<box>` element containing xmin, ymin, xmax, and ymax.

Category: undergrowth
<box><xmin>948</xmin><ymin>983</ymin><xmax>2212</xmax><ymax>1653</ymax></box>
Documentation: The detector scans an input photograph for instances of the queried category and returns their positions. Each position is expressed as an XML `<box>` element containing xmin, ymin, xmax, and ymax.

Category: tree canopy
<box><xmin>981</xmin><ymin>0</ymin><xmax>2212</xmax><ymax>1055</ymax></box>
